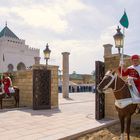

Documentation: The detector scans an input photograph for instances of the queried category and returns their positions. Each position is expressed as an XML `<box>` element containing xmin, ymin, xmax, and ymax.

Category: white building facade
<box><xmin>0</xmin><ymin>25</ymin><xmax>40</xmax><ymax>73</ymax></box>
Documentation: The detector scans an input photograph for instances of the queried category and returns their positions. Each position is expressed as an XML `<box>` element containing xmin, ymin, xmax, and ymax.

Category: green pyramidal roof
<box><xmin>0</xmin><ymin>25</ymin><xmax>19</xmax><ymax>39</ymax></box>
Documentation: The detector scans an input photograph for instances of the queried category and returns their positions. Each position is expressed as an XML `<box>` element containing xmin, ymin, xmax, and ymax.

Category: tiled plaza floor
<box><xmin>0</xmin><ymin>92</ymin><xmax>117</xmax><ymax>140</ymax></box>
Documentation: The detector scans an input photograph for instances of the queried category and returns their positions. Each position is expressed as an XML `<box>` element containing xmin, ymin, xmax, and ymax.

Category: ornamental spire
<box><xmin>5</xmin><ymin>21</ymin><xmax>7</xmax><ymax>27</ymax></box>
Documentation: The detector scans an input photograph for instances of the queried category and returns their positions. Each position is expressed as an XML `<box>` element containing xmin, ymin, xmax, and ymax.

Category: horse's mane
<box><xmin>110</xmin><ymin>70</ymin><xmax>126</xmax><ymax>84</ymax></box>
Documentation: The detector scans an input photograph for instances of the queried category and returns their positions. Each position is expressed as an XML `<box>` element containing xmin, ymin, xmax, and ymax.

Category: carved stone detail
<box><xmin>33</xmin><ymin>69</ymin><xmax>51</xmax><ymax>110</ymax></box>
<box><xmin>95</xmin><ymin>61</ymin><xmax>105</xmax><ymax>120</ymax></box>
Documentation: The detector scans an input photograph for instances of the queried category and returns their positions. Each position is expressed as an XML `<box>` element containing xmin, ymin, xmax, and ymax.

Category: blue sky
<box><xmin>0</xmin><ymin>0</ymin><xmax>140</xmax><ymax>74</ymax></box>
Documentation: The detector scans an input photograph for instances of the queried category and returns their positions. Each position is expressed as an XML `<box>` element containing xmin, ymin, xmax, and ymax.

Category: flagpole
<box><xmin>120</xmin><ymin>27</ymin><xmax>125</xmax><ymax>77</ymax></box>
<box><xmin>0</xmin><ymin>53</ymin><xmax>4</xmax><ymax>92</ymax></box>
<box><xmin>119</xmin><ymin>9</ymin><xmax>128</xmax><ymax>77</ymax></box>
<box><xmin>2</xmin><ymin>53</ymin><xmax>5</xmax><ymax>79</ymax></box>
<box><xmin>2</xmin><ymin>54</ymin><xmax>4</xmax><ymax>81</ymax></box>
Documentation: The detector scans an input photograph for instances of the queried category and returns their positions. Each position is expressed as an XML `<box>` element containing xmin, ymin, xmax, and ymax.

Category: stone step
<box><xmin>2</xmin><ymin>97</ymin><xmax>16</xmax><ymax>108</ymax></box>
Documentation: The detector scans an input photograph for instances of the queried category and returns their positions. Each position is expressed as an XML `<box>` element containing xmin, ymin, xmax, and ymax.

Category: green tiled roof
<box><xmin>0</xmin><ymin>25</ymin><xmax>19</xmax><ymax>39</ymax></box>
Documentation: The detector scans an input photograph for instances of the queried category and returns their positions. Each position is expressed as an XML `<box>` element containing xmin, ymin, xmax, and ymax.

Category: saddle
<box><xmin>129</xmin><ymin>87</ymin><xmax>140</xmax><ymax>104</ymax></box>
<box><xmin>127</xmin><ymin>77</ymin><xmax>140</xmax><ymax>104</ymax></box>
<box><xmin>115</xmin><ymin>78</ymin><xmax>140</xmax><ymax>108</ymax></box>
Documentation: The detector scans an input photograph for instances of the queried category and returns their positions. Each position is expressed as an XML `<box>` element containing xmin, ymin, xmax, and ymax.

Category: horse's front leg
<box><xmin>126</xmin><ymin>115</ymin><xmax>131</xmax><ymax>140</ymax></box>
<box><xmin>0</xmin><ymin>101</ymin><xmax>2</xmax><ymax>109</ymax></box>
<box><xmin>0</xmin><ymin>98</ymin><xmax>2</xmax><ymax>109</ymax></box>
<box><xmin>14</xmin><ymin>96</ymin><xmax>17</xmax><ymax>107</ymax></box>
<box><xmin>119</xmin><ymin>114</ymin><xmax>125</xmax><ymax>140</ymax></box>
<box><xmin>14</xmin><ymin>94</ymin><xmax>19</xmax><ymax>108</ymax></box>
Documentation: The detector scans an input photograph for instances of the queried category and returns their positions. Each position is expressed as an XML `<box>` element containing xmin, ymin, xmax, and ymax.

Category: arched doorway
<box><xmin>17</xmin><ymin>62</ymin><xmax>26</xmax><ymax>71</ymax></box>
<box><xmin>7</xmin><ymin>64</ymin><xmax>14</xmax><ymax>72</ymax></box>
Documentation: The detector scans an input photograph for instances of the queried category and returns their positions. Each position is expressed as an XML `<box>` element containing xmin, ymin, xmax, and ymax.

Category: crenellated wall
<box><xmin>0</xmin><ymin>36</ymin><xmax>40</xmax><ymax>72</ymax></box>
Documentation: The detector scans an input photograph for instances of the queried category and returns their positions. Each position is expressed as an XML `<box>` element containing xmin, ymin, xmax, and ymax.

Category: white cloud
<box><xmin>0</xmin><ymin>0</ymin><xmax>88</xmax><ymax>33</ymax></box>
<box><xmin>12</xmin><ymin>6</ymin><xmax>67</xmax><ymax>33</ymax></box>
<box><xmin>100</xmin><ymin>26</ymin><xmax>115</xmax><ymax>45</ymax></box>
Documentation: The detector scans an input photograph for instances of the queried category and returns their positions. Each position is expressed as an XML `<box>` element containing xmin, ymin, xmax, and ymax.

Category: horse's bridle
<box><xmin>102</xmin><ymin>72</ymin><xmax>116</xmax><ymax>90</ymax></box>
<box><xmin>102</xmin><ymin>72</ymin><xmax>126</xmax><ymax>92</ymax></box>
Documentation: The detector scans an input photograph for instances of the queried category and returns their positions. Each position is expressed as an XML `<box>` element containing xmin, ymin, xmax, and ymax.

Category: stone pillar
<box><xmin>103</xmin><ymin>44</ymin><xmax>113</xmax><ymax>57</ymax></box>
<box><xmin>34</xmin><ymin>57</ymin><xmax>41</xmax><ymax>65</ymax></box>
<box><xmin>62</xmin><ymin>52</ymin><xmax>70</xmax><ymax>98</ymax></box>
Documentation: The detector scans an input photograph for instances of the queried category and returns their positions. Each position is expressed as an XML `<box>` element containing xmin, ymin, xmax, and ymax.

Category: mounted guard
<box><xmin>97</xmin><ymin>70</ymin><xmax>139</xmax><ymax>140</ymax></box>
<box><xmin>119</xmin><ymin>54</ymin><xmax>140</xmax><ymax>113</ymax></box>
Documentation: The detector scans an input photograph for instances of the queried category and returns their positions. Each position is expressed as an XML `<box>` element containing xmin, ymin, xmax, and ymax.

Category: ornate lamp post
<box><xmin>43</xmin><ymin>43</ymin><xmax>51</xmax><ymax>65</ymax></box>
<box><xmin>113</xmin><ymin>26</ymin><xmax>124</xmax><ymax>54</ymax></box>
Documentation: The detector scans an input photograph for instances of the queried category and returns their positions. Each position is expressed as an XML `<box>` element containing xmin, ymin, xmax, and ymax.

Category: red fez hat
<box><xmin>131</xmin><ymin>55</ymin><xmax>139</xmax><ymax>60</ymax></box>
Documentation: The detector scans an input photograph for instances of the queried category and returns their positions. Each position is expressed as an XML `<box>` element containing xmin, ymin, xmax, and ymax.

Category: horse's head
<box><xmin>97</xmin><ymin>70</ymin><xmax>117</xmax><ymax>93</ymax></box>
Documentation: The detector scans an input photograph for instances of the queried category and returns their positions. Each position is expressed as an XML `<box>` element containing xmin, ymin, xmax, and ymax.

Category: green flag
<box><xmin>119</xmin><ymin>11</ymin><xmax>129</xmax><ymax>28</ymax></box>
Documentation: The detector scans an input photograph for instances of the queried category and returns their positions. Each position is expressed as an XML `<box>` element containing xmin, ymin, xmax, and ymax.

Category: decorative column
<box><xmin>103</xmin><ymin>44</ymin><xmax>113</xmax><ymax>57</ymax></box>
<box><xmin>62</xmin><ymin>52</ymin><xmax>70</xmax><ymax>98</ymax></box>
<box><xmin>34</xmin><ymin>57</ymin><xmax>41</xmax><ymax>65</ymax></box>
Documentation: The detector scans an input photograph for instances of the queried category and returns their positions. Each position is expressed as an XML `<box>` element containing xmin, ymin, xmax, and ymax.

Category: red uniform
<box><xmin>3</xmin><ymin>77</ymin><xmax>11</xmax><ymax>96</ymax></box>
<box><xmin>119</xmin><ymin>65</ymin><xmax>140</xmax><ymax>93</ymax></box>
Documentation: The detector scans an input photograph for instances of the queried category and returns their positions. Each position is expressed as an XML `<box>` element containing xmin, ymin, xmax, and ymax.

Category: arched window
<box><xmin>7</xmin><ymin>64</ymin><xmax>14</xmax><ymax>72</ymax></box>
<box><xmin>17</xmin><ymin>62</ymin><xmax>26</xmax><ymax>71</ymax></box>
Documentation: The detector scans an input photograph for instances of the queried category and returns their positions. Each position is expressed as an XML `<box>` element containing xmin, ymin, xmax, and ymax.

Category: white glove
<box><xmin>127</xmin><ymin>76</ymin><xmax>137</xmax><ymax>80</ymax></box>
<box><xmin>127</xmin><ymin>76</ymin><xmax>134</xmax><ymax>80</ymax></box>
<box><xmin>119</xmin><ymin>60</ymin><xmax>124</xmax><ymax>66</ymax></box>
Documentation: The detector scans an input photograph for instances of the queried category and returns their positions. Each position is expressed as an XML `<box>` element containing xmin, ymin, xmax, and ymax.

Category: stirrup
<box><xmin>135</xmin><ymin>107</ymin><xmax>140</xmax><ymax>114</ymax></box>
<box><xmin>5</xmin><ymin>94</ymin><xmax>9</xmax><ymax>98</ymax></box>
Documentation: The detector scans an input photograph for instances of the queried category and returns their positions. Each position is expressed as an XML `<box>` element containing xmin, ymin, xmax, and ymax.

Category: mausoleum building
<box><xmin>0</xmin><ymin>24</ymin><xmax>39</xmax><ymax>72</ymax></box>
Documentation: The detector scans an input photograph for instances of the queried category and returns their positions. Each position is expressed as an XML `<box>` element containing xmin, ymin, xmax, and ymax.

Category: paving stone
<box><xmin>0</xmin><ymin>92</ymin><xmax>116</xmax><ymax>140</ymax></box>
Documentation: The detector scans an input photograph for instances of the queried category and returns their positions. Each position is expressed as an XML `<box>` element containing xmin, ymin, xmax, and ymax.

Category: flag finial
<box><xmin>5</xmin><ymin>21</ymin><xmax>7</xmax><ymax>27</ymax></box>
